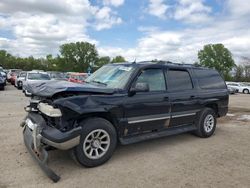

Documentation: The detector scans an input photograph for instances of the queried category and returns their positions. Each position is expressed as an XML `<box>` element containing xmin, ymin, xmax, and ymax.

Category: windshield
<box><xmin>28</xmin><ymin>73</ymin><xmax>50</xmax><ymax>80</ymax></box>
<box><xmin>19</xmin><ymin>72</ymin><xmax>26</xmax><ymax>77</ymax></box>
<box><xmin>86</xmin><ymin>64</ymin><xmax>135</xmax><ymax>89</ymax></box>
<box><xmin>50</xmin><ymin>72</ymin><xmax>65</xmax><ymax>79</ymax></box>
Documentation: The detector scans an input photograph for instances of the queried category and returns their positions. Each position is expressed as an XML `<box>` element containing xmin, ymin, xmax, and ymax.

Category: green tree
<box><xmin>96</xmin><ymin>56</ymin><xmax>111</xmax><ymax>67</ymax></box>
<box><xmin>111</xmin><ymin>55</ymin><xmax>126</xmax><ymax>63</ymax></box>
<box><xmin>198</xmin><ymin>44</ymin><xmax>235</xmax><ymax>78</ymax></box>
<box><xmin>234</xmin><ymin>65</ymin><xmax>244</xmax><ymax>82</ymax></box>
<box><xmin>59</xmin><ymin>42</ymin><xmax>98</xmax><ymax>72</ymax></box>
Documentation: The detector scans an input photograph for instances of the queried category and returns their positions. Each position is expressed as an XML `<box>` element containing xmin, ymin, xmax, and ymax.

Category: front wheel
<box><xmin>194</xmin><ymin>108</ymin><xmax>216</xmax><ymax>138</ymax></box>
<box><xmin>73</xmin><ymin>118</ymin><xmax>117</xmax><ymax>167</ymax></box>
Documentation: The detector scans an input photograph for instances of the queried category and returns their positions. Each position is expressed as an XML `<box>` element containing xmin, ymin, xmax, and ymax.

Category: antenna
<box><xmin>133</xmin><ymin>58</ymin><xmax>136</xmax><ymax>64</ymax></box>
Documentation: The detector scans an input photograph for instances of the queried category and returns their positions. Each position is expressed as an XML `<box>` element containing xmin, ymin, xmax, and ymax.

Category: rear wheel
<box><xmin>73</xmin><ymin>118</ymin><xmax>117</xmax><ymax>167</ymax></box>
<box><xmin>243</xmin><ymin>89</ymin><xmax>249</xmax><ymax>94</ymax></box>
<box><xmin>194</xmin><ymin>108</ymin><xmax>216</xmax><ymax>138</ymax></box>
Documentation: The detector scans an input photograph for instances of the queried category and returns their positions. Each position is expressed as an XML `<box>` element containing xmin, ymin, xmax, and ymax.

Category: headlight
<box><xmin>38</xmin><ymin>103</ymin><xmax>62</xmax><ymax>117</ymax></box>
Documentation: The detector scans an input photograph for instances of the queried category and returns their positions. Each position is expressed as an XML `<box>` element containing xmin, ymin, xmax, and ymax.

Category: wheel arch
<box><xmin>77</xmin><ymin>111</ymin><xmax>120</xmax><ymax>135</ymax></box>
<box><xmin>204</xmin><ymin>103</ymin><xmax>218</xmax><ymax>117</ymax></box>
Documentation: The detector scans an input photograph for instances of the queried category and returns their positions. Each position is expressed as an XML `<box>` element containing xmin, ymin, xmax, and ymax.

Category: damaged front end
<box><xmin>21</xmin><ymin>100</ymin><xmax>82</xmax><ymax>182</ymax></box>
<box><xmin>21</xmin><ymin>80</ymin><xmax>118</xmax><ymax>182</ymax></box>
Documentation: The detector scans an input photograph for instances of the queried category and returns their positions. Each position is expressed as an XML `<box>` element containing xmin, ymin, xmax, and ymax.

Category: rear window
<box><xmin>194</xmin><ymin>69</ymin><xmax>226</xmax><ymax>89</ymax></box>
<box><xmin>167</xmin><ymin>69</ymin><xmax>193</xmax><ymax>91</ymax></box>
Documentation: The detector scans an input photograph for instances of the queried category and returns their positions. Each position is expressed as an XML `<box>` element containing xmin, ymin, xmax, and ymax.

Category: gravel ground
<box><xmin>0</xmin><ymin>85</ymin><xmax>250</xmax><ymax>188</ymax></box>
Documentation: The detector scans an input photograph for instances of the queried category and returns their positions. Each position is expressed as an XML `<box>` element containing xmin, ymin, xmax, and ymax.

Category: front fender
<box><xmin>53</xmin><ymin>94</ymin><xmax>123</xmax><ymax>115</ymax></box>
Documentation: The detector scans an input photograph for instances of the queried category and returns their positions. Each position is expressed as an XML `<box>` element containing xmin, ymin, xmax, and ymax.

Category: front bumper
<box><xmin>21</xmin><ymin>112</ymin><xmax>82</xmax><ymax>182</ymax></box>
<box><xmin>23</xmin><ymin>126</ymin><xmax>60</xmax><ymax>182</ymax></box>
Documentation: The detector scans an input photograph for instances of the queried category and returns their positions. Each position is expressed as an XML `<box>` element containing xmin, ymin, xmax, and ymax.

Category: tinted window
<box><xmin>28</xmin><ymin>73</ymin><xmax>50</xmax><ymax>80</ymax></box>
<box><xmin>135</xmin><ymin>69</ymin><xmax>166</xmax><ymax>91</ymax></box>
<box><xmin>194</xmin><ymin>69</ymin><xmax>226</xmax><ymax>89</ymax></box>
<box><xmin>167</xmin><ymin>69</ymin><xmax>193</xmax><ymax>91</ymax></box>
<box><xmin>19</xmin><ymin>72</ymin><xmax>26</xmax><ymax>77</ymax></box>
<box><xmin>228</xmin><ymin>83</ymin><xmax>238</xmax><ymax>86</ymax></box>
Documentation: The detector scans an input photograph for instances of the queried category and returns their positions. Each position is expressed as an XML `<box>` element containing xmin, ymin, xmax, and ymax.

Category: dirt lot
<box><xmin>0</xmin><ymin>85</ymin><xmax>249</xmax><ymax>188</ymax></box>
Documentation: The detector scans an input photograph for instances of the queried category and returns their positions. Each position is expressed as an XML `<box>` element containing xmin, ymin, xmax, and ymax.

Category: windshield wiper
<box><xmin>90</xmin><ymin>80</ymin><xmax>107</xmax><ymax>86</ymax></box>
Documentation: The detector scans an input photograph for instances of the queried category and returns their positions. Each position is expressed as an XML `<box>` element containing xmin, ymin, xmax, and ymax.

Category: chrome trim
<box><xmin>42</xmin><ymin>136</ymin><xmax>80</xmax><ymax>150</ymax></box>
<box><xmin>128</xmin><ymin>111</ymin><xmax>198</xmax><ymax>124</ymax></box>
<box><xmin>128</xmin><ymin>116</ymin><xmax>170</xmax><ymax>124</ymax></box>
<box><xmin>171</xmin><ymin>113</ymin><xmax>196</xmax><ymax>118</ymax></box>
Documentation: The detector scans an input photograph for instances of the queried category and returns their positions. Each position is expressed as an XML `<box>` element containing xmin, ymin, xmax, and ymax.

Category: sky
<box><xmin>0</xmin><ymin>0</ymin><xmax>250</xmax><ymax>63</ymax></box>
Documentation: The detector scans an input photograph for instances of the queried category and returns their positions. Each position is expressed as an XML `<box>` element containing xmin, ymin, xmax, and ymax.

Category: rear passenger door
<box><xmin>166</xmin><ymin>68</ymin><xmax>200</xmax><ymax>127</ymax></box>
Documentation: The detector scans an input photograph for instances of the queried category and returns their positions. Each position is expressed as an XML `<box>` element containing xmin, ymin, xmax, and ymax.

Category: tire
<box><xmin>193</xmin><ymin>108</ymin><xmax>216</xmax><ymax>138</ymax></box>
<box><xmin>243</xmin><ymin>89</ymin><xmax>249</xmax><ymax>94</ymax></box>
<box><xmin>73</xmin><ymin>117</ymin><xmax>117</xmax><ymax>167</ymax></box>
<box><xmin>17</xmin><ymin>81</ymin><xmax>22</xmax><ymax>90</ymax></box>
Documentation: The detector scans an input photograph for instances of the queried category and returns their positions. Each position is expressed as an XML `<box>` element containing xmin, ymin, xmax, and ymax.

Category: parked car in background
<box><xmin>0</xmin><ymin>67</ymin><xmax>7</xmax><ymax>85</ymax></box>
<box><xmin>242</xmin><ymin>82</ymin><xmax>250</xmax><ymax>87</ymax></box>
<box><xmin>48</xmin><ymin>71</ymin><xmax>67</xmax><ymax>81</ymax></box>
<box><xmin>21</xmin><ymin>61</ymin><xmax>228</xmax><ymax>182</ymax></box>
<box><xmin>227</xmin><ymin>85</ymin><xmax>238</xmax><ymax>94</ymax></box>
<box><xmin>15</xmin><ymin>71</ymin><xmax>27</xmax><ymax>89</ymax></box>
<box><xmin>7</xmin><ymin>69</ymin><xmax>22</xmax><ymax>82</ymax></box>
<box><xmin>67</xmin><ymin>72</ymin><xmax>88</xmax><ymax>83</ymax></box>
<box><xmin>10</xmin><ymin>70</ymin><xmax>23</xmax><ymax>85</ymax></box>
<box><xmin>226</xmin><ymin>82</ymin><xmax>250</xmax><ymax>94</ymax></box>
<box><xmin>22</xmin><ymin>71</ymin><xmax>51</xmax><ymax>96</ymax></box>
<box><xmin>0</xmin><ymin>73</ymin><xmax>5</xmax><ymax>90</ymax></box>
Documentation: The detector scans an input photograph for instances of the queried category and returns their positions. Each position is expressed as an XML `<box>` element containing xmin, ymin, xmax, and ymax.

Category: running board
<box><xmin>120</xmin><ymin>125</ymin><xmax>196</xmax><ymax>145</ymax></box>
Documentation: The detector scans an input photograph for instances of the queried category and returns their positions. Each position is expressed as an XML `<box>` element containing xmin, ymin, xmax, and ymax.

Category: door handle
<box><xmin>190</xmin><ymin>95</ymin><xmax>196</xmax><ymax>99</ymax></box>
<box><xmin>164</xmin><ymin>96</ymin><xmax>169</xmax><ymax>101</ymax></box>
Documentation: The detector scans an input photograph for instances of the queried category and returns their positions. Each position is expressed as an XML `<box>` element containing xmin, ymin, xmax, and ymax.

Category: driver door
<box><xmin>123</xmin><ymin>68</ymin><xmax>171</xmax><ymax>136</ymax></box>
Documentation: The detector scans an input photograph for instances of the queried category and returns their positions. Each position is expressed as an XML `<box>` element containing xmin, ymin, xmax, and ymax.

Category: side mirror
<box><xmin>129</xmin><ymin>82</ymin><xmax>149</xmax><ymax>96</ymax></box>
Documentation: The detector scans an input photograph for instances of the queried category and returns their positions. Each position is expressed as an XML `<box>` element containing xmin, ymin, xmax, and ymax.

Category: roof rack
<box><xmin>155</xmin><ymin>60</ymin><xmax>202</xmax><ymax>67</ymax></box>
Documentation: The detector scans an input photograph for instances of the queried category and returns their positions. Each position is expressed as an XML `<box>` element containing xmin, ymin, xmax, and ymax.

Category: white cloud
<box><xmin>147</xmin><ymin>0</ymin><xmax>169</xmax><ymax>19</ymax></box>
<box><xmin>94</xmin><ymin>6</ymin><xmax>122</xmax><ymax>31</ymax></box>
<box><xmin>174</xmin><ymin>0</ymin><xmax>212</xmax><ymax>23</ymax></box>
<box><xmin>226</xmin><ymin>0</ymin><xmax>250</xmax><ymax>17</ymax></box>
<box><xmin>0</xmin><ymin>0</ymin><xmax>250</xmax><ymax>65</ymax></box>
<box><xmin>103</xmin><ymin>0</ymin><xmax>125</xmax><ymax>7</ymax></box>
<box><xmin>99</xmin><ymin>14</ymin><xmax>250</xmax><ymax>63</ymax></box>
<box><xmin>0</xmin><ymin>0</ymin><xmax>122</xmax><ymax>56</ymax></box>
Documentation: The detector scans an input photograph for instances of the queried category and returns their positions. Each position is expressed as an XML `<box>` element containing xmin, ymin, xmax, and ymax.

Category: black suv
<box><xmin>21</xmin><ymin>61</ymin><xmax>228</xmax><ymax>182</ymax></box>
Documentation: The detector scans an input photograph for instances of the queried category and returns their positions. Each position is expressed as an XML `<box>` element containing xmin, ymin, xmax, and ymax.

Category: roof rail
<box><xmin>155</xmin><ymin>60</ymin><xmax>202</xmax><ymax>67</ymax></box>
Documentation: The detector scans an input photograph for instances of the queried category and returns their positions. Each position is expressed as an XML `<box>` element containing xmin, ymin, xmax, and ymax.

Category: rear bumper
<box><xmin>21</xmin><ymin>112</ymin><xmax>82</xmax><ymax>182</ymax></box>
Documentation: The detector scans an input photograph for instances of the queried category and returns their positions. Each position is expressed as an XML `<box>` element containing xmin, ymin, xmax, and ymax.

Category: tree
<box><xmin>96</xmin><ymin>56</ymin><xmax>111</xmax><ymax>68</ymax></box>
<box><xmin>234</xmin><ymin>65</ymin><xmax>244</xmax><ymax>82</ymax></box>
<box><xmin>59</xmin><ymin>42</ymin><xmax>98</xmax><ymax>72</ymax></box>
<box><xmin>111</xmin><ymin>56</ymin><xmax>126</xmax><ymax>63</ymax></box>
<box><xmin>198</xmin><ymin>44</ymin><xmax>235</xmax><ymax>78</ymax></box>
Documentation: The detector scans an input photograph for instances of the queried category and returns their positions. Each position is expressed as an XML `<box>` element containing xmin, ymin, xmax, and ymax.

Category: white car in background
<box><xmin>226</xmin><ymin>82</ymin><xmax>250</xmax><ymax>94</ymax></box>
<box><xmin>15</xmin><ymin>71</ymin><xmax>27</xmax><ymax>89</ymax></box>
<box><xmin>22</xmin><ymin>71</ymin><xmax>51</xmax><ymax>96</ymax></box>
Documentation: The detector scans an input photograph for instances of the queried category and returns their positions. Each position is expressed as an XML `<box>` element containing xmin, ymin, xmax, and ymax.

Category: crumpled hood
<box><xmin>30</xmin><ymin>80</ymin><xmax>115</xmax><ymax>97</ymax></box>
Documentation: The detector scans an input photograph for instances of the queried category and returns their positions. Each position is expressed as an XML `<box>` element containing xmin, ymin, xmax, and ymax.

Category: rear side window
<box><xmin>194</xmin><ymin>69</ymin><xmax>226</xmax><ymax>89</ymax></box>
<box><xmin>167</xmin><ymin>69</ymin><xmax>193</xmax><ymax>91</ymax></box>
